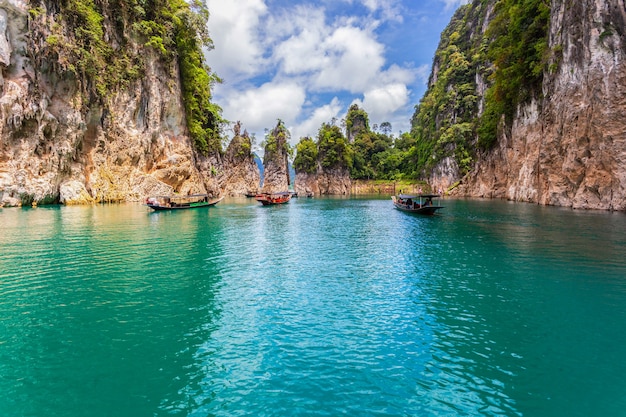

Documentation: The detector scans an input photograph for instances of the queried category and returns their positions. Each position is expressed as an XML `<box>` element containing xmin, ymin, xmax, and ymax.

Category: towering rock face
<box><xmin>0</xmin><ymin>1</ymin><xmax>222</xmax><ymax>206</ymax></box>
<box><xmin>293</xmin><ymin>124</ymin><xmax>351</xmax><ymax>196</ymax></box>
<box><xmin>221</xmin><ymin>122</ymin><xmax>260</xmax><ymax>196</ymax></box>
<box><xmin>261</xmin><ymin>121</ymin><xmax>290</xmax><ymax>193</ymax></box>
<box><xmin>294</xmin><ymin>166</ymin><xmax>351</xmax><ymax>196</ymax></box>
<box><xmin>294</xmin><ymin>171</ymin><xmax>319</xmax><ymax>196</ymax></box>
<box><xmin>432</xmin><ymin>0</ymin><xmax>626</xmax><ymax>210</ymax></box>
<box><xmin>523</xmin><ymin>0</ymin><xmax>625</xmax><ymax>210</ymax></box>
<box><xmin>316</xmin><ymin>167</ymin><xmax>351</xmax><ymax>195</ymax></box>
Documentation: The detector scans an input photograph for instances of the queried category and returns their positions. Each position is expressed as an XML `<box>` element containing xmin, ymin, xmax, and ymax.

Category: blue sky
<box><xmin>205</xmin><ymin>0</ymin><xmax>469</xmax><ymax>148</ymax></box>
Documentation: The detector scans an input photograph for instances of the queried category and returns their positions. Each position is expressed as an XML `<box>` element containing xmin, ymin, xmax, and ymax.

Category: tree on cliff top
<box><xmin>293</xmin><ymin>137</ymin><xmax>318</xmax><ymax>174</ymax></box>
<box><xmin>317</xmin><ymin>123</ymin><xmax>352</xmax><ymax>170</ymax></box>
<box><xmin>345</xmin><ymin>104</ymin><xmax>369</xmax><ymax>142</ymax></box>
<box><xmin>262</xmin><ymin>119</ymin><xmax>292</xmax><ymax>165</ymax></box>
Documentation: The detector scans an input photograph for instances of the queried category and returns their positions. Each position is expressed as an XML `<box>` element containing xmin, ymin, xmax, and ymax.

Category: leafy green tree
<box><xmin>317</xmin><ymin>123</ymin><xmax>352</xmax><ymax>170</ymax></box>
<box><xmin>293</xmin><ymin>137</ymin><xmax>318</xmax><ymax>174</ymax></box>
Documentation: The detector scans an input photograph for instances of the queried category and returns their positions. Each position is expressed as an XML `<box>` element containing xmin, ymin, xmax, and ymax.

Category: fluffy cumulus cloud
<box><xmin>206</xmin><ymin>0</ymin><xmax>268</xmax><ymax>79</ymax></box>
<box><xmin>355</xmin><ymin>83</ymin><xmax>410</xmax><ymax>120</ymax></box>
<box><xmin>206</xmin><ymin>0</ymin><xmax>463</xmax><ymax>144</ymax></box>
<box><xmin>270</xmin><ymin>7</ymin><xmax>329</xmax><ymax>75</ymax></box>
<box><xmin>310</xmin><ymin>25</ymin><xmax>386</xmax><ymax>93</ymax></box>
<box><xmin>290</xmin><ymin>98</ymin><xmax>344</xmax><ymax>141</ymax></box>
<box><xmin>220</xmin><ymin>82</ymin><xmax>306</xmax><ymax>134</ymax></box>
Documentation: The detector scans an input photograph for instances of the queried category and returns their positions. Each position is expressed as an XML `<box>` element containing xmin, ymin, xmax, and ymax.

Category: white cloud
<box><xmin>219</xmin><ymin>82</ymin><xmax>306</xmax><ymax>134</ymax></box>
<box><xmin>206</xmin><ymin>0</ymin><xmax>268</xmax><ymax>80</ymax></box>
<box><xmin>311</xmin><ymin>25</ymin><xmax>385</xmax><ymax>93</ymax></box>
<box><xmin>268</xmin><ymin>7</ymin><xmax>386</xmax><ymax>94</ymax></box>
<box><xmin>271</xmin><ymin>8</ymin><xmax>329</xmax><ymax>75</ymax></box>
<box><xmin>351</xmin><ymin>83</ymin><xmax>410</xmax><ymax>128</ymax></box>
<box><xmin>380</xmin><ymin>64</ymin><xmax>416</xmax><ymax>85</ymax></box>
<box><xmin>291</xmin><ymin>98</ymin><xmax>344</xmax><ymax>142</ymax></box>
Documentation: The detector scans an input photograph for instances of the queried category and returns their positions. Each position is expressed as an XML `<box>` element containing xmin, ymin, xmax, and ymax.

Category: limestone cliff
<box><xmin>221</xmin><ymin>121</ymin><xmax>260</xmax><ymax>196</ymax></box>
<box><xmin>423</xmin><ymin>0</ymin><xmax>626</xmax><ymax>211</ymax></box>
<box><xmin>0</xmin><ymin>0</ymin><xmax>239</xmax><ymax>207</ymax></box>
<box><xmin>316</xmin><ymin>167</ymin><xmax>351</xmax><ymax>195</ymax></box>
<box><xmin>294</xmin><ymin>166</ymin><xmax>351</xmax><ymax>196</ymax></box>
<box><xmin>261</xmin><ymin>120</ymin><xmax>290</xmax><ymax>193</ymax></box>
<box><xmin>293</xmin><ymin>123</ymin><xmax>351</xmax><ymax>196</ymax></box>
<box><xmin>294</xmin><ymin>171</ymin><xmax>319</xmax><ymax>196</ymax></box>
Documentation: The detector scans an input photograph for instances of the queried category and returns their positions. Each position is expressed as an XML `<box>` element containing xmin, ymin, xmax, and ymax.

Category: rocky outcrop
<box><xmin>294</xmin><ymin>172</ymin><xmax>318</xmax><ymax>196</ymax></box>
<box><xmin>261</xmin><ymin>120</ymin><xmax>290</xmax><ymax>193</ymax></box>
<box><xmin>0</xmin><ymin>1</ymin><xmax>225</xmax><ymax>206</ymax></box>
<box><xmin>294</xmin><ymin>166</ymin><xmax>351</xmax><ymax>195</ymax></box>
<box><xmin>221</xmin><ymin>121</ymin><xmax>260</xmax><ymax>196</ymax></box>
<box><xmin>429</xmin><ymin>156</ymin><xmax>460</xmax><ymax>194</ymax></box>
<box><xmin>262</xmin><ymin>155</ymin><xmax>289</xmax><ymax>193</ymax></box>
<box><xmin>438</xmin><ymin>0</ymin><xmax>626</xmax><ymax>211</ymax></box>
<box><xmin>317</xmin><ymin>167</ymin><xmax>351</xmax><ymax>195</ymax></box>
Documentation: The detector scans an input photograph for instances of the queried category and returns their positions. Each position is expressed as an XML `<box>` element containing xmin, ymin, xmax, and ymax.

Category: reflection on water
<box><xmin>1</xmin><ymin>199</ymin><xmax>625</xmax><ymax>416</ymax></box>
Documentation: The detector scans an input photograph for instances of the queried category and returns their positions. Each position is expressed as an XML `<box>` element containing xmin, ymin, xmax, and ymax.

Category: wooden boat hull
<box><xmin>392</xmin><ymin>202</ymin><xmax>443</xmax><ymax>215</ymax></box>
<box><xmin>391</xmin><ymin>195</ymin><xmax>443</xmax><ymax>215</ymax></box>
<box><xmin>255</xmin><ymin>192</ymin><xmax>291</xmax><ymax>205</ymax></box>
<box><xmin>146</xmin><ymin>195</ymin><xmax>223</xmax><ymax>211</ymax></box>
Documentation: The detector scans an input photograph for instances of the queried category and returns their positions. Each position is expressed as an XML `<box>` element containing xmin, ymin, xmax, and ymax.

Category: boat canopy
<box><xmin>260</xmin><ymin>191</ymin><xmax>291</xmax><ymax>196</ymax></box>
<box><xmin>398</xmin><ymin>194</ymin><xmax>440</xmax><ymax>199</ymax></box>
<box><xmin>152</xmin><ymin>193</ymin><xmax>209</xmax><ymax>199</ymax></box>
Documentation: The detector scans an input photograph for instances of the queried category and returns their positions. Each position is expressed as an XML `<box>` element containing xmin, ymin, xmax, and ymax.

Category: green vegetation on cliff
<box><xmin>479</xmin><ymin>0</ymin><xmax>550</xmax><ymax>148</ymax></box>
<box><xmin>262</xmin><ymin>120</ymin><xmax>292</xmax><ymax>165</ymax></box>
<box><xmin>317</xmin><ymin>123</ymin><xmax>352</xmax><ymax>170</ymax></box>
<box><xmin>408</xmin><ymin>0</ymin><xmax>550</xmax><ymax>174</ymax></box>
<box><xmin>293</xmin><ymin>105</ymin><xmax>409</xmax><ymax>180</ymax></box>
<box><xmin>293</xmin><ymin>137</ymin><xmax>318</xmax><ymax>174</ymax></box>
<box><xmin>31</xmin><ymin>0</ymin><xmax>224</xmax><ymax>154</ymax></box>
<box><xmin>170</xmin><ymin>0</ymin><xmax>225</xmax><ymax>154</ymax></box>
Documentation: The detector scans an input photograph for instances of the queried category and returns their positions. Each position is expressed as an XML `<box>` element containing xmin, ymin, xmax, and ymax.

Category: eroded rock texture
<box><xmin>449</xmin><ymin>0</ymin><xmax>626</xmax><ymax>210</ymax></box>
<box><xmin>0</xmin><ymin>1</ymin><xmax>257</xmax><ymax>206</ymax></box>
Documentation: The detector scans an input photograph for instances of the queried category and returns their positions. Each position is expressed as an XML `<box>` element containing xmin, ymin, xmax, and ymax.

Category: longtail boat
<box><xmin>145</xmin><ymin>194</ymin><xmax>223</xmax><ymax>211</ymax></box>
<box><xmin>255</xmin><ymin>192</ymin><xmax>291</xmax><ymax>205</ymax></box>
<box><xmin>391</xmin><ymin>194</ymin><xmax>444</xmax><ymax>215</ymax></box>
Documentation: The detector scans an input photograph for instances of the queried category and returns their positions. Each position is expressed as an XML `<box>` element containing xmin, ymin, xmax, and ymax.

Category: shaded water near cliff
<box><xmin>1</xmin><ymin>197</ymin><xmax>626</xmax><ymax>416</ymax></box>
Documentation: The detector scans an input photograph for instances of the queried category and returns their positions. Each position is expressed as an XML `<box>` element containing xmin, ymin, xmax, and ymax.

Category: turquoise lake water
<box><xmin>1</xmin><ymin>197</ymin><xmax>625</xmax><ymax>416</ymax></box>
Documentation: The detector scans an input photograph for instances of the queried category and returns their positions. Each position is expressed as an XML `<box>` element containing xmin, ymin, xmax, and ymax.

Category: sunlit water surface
<box><xmin>1</xmin><ymin>197</ymin><xmax>626</xmax><ymax>416</ymax></box>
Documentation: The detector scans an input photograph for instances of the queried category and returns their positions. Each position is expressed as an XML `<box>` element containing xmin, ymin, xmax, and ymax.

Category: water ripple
<box><xmin>1</xmin><ymin>200</ymin><xmax>626</xmax><ymax>416</ymax></box>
